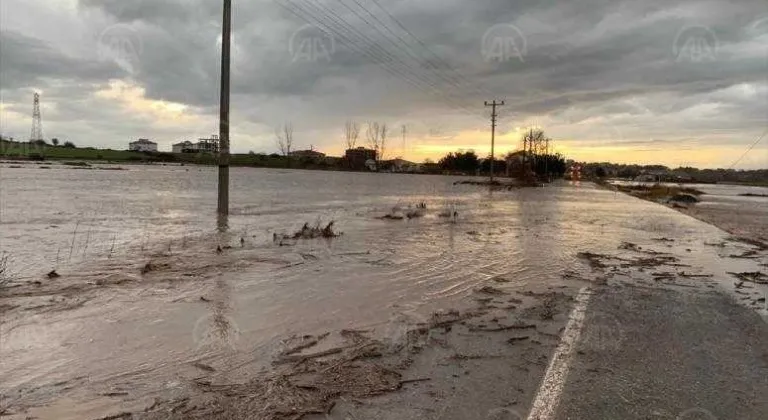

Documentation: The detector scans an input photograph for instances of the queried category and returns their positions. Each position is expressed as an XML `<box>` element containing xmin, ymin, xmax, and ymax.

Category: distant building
<box><xmin>386</xmin><ymin>158</ymin><xmax>422</xmax><ymax>173</ymax></box>
<box><xmin>289</xmin><ymin>149</ymin><xmax>326</xmax><ymax>159</ymax></box>
<box><xmin>129</xmin><ymin>138</ymin><xmax>157</xmax><ymax>152</ymax></box>
<box><xmin>171</xmin><ymin>135</ymin><xmax>220</xmax><ymax>154</ymax></box>
<box><xmin>196</xmin><ymin>135</ymin><xmax>220</xmax><ymax>153</ymax></box>
<box><xmin>505</xmin><ymin>151</ymin><xmax>526</xmax><ymax>177</ymax></box>
<box><xmin>345</xmin><ymin>147</ymin><xmax>377</xmax><ymax>170</ymax></box>
<box><xmin>172</xmin><ymin>140</ymin><xmax>195</xmax><ymax>153</ymax></box>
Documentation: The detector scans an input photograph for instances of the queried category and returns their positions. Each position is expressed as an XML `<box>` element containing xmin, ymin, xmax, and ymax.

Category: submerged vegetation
<box><xmin>613</xmin><ymin>183</ymin><xmax>704</xmax><ymax>204</ymax></box>
<box><xmin>274</xmin><ymin>221</ymin><xmax>341</xmax><ymax>245</ymax></box>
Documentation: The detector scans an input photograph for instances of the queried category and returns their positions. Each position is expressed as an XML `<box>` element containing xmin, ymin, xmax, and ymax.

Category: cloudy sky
<box><xmin>1</xmin><ymin>0</ymin><xmax>766</xmax><ymax>168</ymax></box>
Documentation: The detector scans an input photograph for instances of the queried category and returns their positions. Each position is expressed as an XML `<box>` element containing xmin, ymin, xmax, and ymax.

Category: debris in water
<box><xmin>652</xmin><ymin>237</ymin><xmax>675</xmax><ymax>242</ymax></box>
<box><xmin>47</xmin><ymin>270</ymin><xmax>60</xmax><ymax>279</ymax></box>
<box><xmin>406</xmin><ymin>208</ymin><xmax>425</xmax><ymax>219</ymax></box>
<box><xmin>286</xmin><ymin>221</ymin><xmax>341</xmax><ymax>240</ymax></box>
<box><xmin>216</xmin><ymin>245</ymin><xmax>223</xmax><ymax>254</ymax></box>
<box><xmin>619</xmin><ymin>242</ymin><xmax>643</xmax><ymax>251</ymax></box>
<box><xmin>192</xmin><ymin>362</ymin><xmax>216</xmax><ymax>372</ymax></box>
<box><xmin>731</xmin><ymin>236</ymin><xmax>768</xmax><ymax>250</ymax></box>
<box><xmin>729</xmin><ymin>249</ymin><xmax>759</xmax><ymax>259</ymax></box>
<box><xmin>727</xmin><ymin>271</ymin><xmax>768</xmax><ymax>284</ymax></box>
<box><xmin>476</xmin><ymin>285</ymin><xmax>507</xmax><ymax>295</ymax></box>
<box><xmin>141</xmin><ymin>262</ymin><xmax>154</xmax><ymax>275</ymax></box>
<box><xmin>668</xmin><ymin>193</ymin><xmax>700</xmax><ymax>204</ymax></box>
<box><xmin>577</xmin><ymin>251</ymin><xmax>609</xmax><ymax>269</ymax></box>
<box><xmin>300</xmin><ymin>253</ymin><xmax>319</xmax><ymax>261</ymax></box>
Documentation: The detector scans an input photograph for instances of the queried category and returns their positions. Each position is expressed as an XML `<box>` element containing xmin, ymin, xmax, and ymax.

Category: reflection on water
<box><xmin>0</xmin><ymin>165</ymin><xmax>766</xmax><ymax>419</ymax></box>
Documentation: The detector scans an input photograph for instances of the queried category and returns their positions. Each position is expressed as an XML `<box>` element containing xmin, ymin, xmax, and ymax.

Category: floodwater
<box><xmin>1</xmin><ymin>164</ymin><xmax>766</xmax><ymax>419</ymax></box>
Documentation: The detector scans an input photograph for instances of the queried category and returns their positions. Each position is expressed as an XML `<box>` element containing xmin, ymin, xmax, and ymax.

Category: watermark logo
<box><xmin>192</xmin><ymin>312</ymin><xmax>241</xmax><ymax>351</ymax></box>
<box><xmin>97</xmin><ymin>23</ymin><xmax>143</xmax><ymax>73</ymax></box>
<box><xmin>676</xmin><ymin>407</ymin><xmax>717</xmax><ymax>419</ymax></box>
<box><xmin>482</xmin><ymin>23</ymin><xmax>527</xmax><ymax>63</ymax></box>
<box><xmin>673</xmin><ymin>25</ymin><xmax>718</xmax><ymax>62</ymax></box>
<box><xmin>289</xmin><ymin>24</ymin><xmax>335</xmax><ymax>62</ymax></box>
<box><xmin>581</xmin><ymin>312</ymin><xmax>624</xmax><ymax>352</ymax></box>
<box><xmin>382</xmin><ymin>310</ymin><xmax>431</xmax><ymax>353</ymax></box>
<box><xmin>748</xmin><ymin>15</ymin><xmax>768</xmax><ymax>38</ymax></box>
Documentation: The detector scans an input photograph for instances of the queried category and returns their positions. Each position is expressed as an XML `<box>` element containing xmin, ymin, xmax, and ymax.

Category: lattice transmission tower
<box><xmin>30</xmin><ymin>92</ymin><xmax>43</xmax><ymax>142</ymax></box>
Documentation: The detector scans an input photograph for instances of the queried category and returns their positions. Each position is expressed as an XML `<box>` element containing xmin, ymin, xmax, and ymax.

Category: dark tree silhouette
<box><xmin>439</xmin><ymin>150</ymin><xmax>479</xmax><ymax>173</ymax></box>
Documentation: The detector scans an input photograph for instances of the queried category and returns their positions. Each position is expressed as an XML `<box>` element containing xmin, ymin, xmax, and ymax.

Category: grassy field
<box><xmin>0</xmin><ymin>140</ymin><xmax>346</xmax><ymax>170</ymax></box>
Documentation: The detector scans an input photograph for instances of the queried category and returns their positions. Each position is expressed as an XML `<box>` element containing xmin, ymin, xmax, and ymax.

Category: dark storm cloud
<box><xmin>0</xmin><ymin>30</ymin><xmax>122</xmax><ymax>88</ymax></box>
<box><xmin>0</xmin><ymin>0</ymin><xmax>766</xmax><ymax>166</ymax></box>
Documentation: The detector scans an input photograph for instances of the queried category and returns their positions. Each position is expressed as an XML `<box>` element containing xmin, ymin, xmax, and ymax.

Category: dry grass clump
<box><xmin>274</xmin><ymin>221</ymin><xmax>341</xmax><ymax>245</ymax></box>
<box><xmin>615</xmin><ymin>183</ymin><xmax>704</xmax><ymax>202</ymax></box>
<box><xmin>140</xmin><ymin>330</ymin><xmax>413</xmax><ymax>420</ymax></box>
<box><xmin>0</xmin><ymin>252</ymin><xmax>10</xmax><ymax>288</ymax></box>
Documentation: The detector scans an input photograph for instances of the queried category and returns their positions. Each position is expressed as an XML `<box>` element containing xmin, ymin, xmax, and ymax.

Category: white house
<box><xmin>129</xmin><ymin>138</ymin><xmax>158</xmax><ymax>152</ymax></box>
<box><xmin>171</xmin><ymin>135</ymin><xmax>220</xmax><ymax>154</ymax></box>
<box><xmin>172</xmin><ymin>140</ymin><xmax>195</xmax><ymax>153</ymax></box>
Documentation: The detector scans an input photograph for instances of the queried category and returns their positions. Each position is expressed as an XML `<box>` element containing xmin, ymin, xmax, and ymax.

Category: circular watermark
<box><xmin>192</xmin><ymin>312</ymin><xmax>241</xmax><ymax>351</ymax></box>
<box><xmin>676</xmin><ymin>407</ymin><xmax>717</xmax><ymax>419</ymax></box>
<box><xmin>482</xmin><ymin>23</ymin><xmax>527</xmax><ymax>63</ymax></box>
<box><xmin>97</xmin><ymin>23</ymin><xmax>143</xmax><ymax>73</ymax></box>
<box><xmin>382</xmin><ymin>310</ymin><xmax>433</xmax><ymax>353</ymax></box>
<box><xmin>580</xmin><ymin>312</ymin><xmax>625</xmax><ymax>352</ymax></box>
<box><xmin>289</xmin><ymin>24</ymin><xmax>336</xmax><ymax>63</ymax></box>
<box><xmin>748</xmin><ymin>15</ymin><xmax>768</xmax><ymax>38</ymax></box>
<box><xmin>673</xmin><ymin>25</ymin><xmax>718</xmax><ymax>63</ymax></box>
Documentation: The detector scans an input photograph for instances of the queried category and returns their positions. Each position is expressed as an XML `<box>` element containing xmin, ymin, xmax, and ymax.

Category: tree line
<box><xmin>436</xmin><ymin>128</ymin><xmax>567</xmax><ymax>177</ymax></box>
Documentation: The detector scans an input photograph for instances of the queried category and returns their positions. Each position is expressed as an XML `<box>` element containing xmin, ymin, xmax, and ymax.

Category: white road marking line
<box><xmin>526</xmin><ymin>287</ymin><xmax>593</xmax><ymax>420</ymax></box>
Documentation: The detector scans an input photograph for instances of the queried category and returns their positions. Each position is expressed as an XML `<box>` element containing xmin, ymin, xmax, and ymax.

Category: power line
<box><xmin>727</xmin><ymin>128</ymin><xmax>767</xmax><ymax>169</ymax></box>
<box><xmin>279</xmin><ymin>0</ymin><xmax>485</xmax><ymax>121</ymax></box>
<box><xmin>312</xmin><ymin>0</ymin><xmax>480</xmax><ymax>114</ymax></box>
<box><xmin>367</xmin><ymin>0</ymin><xmax>496</xmax><ymax>99</ymax></box>
<box><xmin>341</xmin><ymin>0</ymin><xmax>486</xmax><ymax>100</ymax></box>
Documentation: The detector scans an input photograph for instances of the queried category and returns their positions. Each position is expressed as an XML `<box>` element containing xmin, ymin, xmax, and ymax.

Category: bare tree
<box><xmin>366</xmin><ymin>122</ymin><xmax>389</xmax><ymax>162</ymax></box>
<box><xmin>343</xmin><ymin>120</ymin><xmax>360</xmax><ymax>150</ymax></box>
<box><xmin>521</xmin><ymin>128</ymin><xmax>547</xmax><ymax>161</ymax></box>
<box><xmin>366</xmin><ymin>122</ymin><xmax>380</xmax><ymax>155</ymax></box>
<box><xmin>275</xmin><ymin>122</ymin><xmax>293</xmax><ymax>156</ymax></box>
<box><xmin>379</xmin><ymin>123</ymin><xmax>387</xmax><ymax>162</ymax></box>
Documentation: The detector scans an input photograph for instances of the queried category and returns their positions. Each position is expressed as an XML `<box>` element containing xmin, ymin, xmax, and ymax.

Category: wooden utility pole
<box><xmin>217</xmin><ymin>0</ymin><xmax>232</xmax><ymax>222</ymax></box>
<box><xmin>545</xmin><ymin>137</ymin><xmax>549</xmax><ymax>180</ymax></box>
<box><xmin>484</xmin><ymin>100</ymin><xmax>504</xmax><ymax>182</ymax></box>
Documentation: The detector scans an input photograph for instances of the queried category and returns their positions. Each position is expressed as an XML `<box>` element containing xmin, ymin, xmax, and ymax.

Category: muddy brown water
<box><xmin>1</xmin><ymin>165</ymin><xmax>766</xmax><ymax>419</ymax></box>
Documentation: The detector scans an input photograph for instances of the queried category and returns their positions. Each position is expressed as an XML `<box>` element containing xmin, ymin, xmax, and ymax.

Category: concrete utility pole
<box><xmin>484</xmin><ymin>100</ymin><xmax>505</xmax><ymax>182</ymax></box>
<box><xmin>217</xmin><ymin>0</ymin><xmax>232</xmax><ymax>223</ymax></box>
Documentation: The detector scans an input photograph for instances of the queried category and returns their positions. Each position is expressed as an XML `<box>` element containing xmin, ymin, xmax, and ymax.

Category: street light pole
<box><xmin>217</xmin><ymin>0</ymin><xmax>232</xmax><ymax>225</ymax></box>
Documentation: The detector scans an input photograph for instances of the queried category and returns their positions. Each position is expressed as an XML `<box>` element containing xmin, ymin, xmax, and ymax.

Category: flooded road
<box><xmin>1</xmin><ymin>165</ymin><xmax>766</xmax><ymax>419</ymax></box>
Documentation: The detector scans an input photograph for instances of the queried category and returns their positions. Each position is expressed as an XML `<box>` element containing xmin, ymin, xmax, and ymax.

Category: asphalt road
<box><xmin>556</xmin><ymin>285</ymin><xmax>768</xmax><ymax>420</ymax></box>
